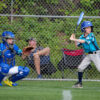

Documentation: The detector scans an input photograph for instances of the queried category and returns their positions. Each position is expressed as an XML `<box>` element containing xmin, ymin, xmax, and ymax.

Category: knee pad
<box><xmin>0</xmin><ymin>63</ymin><xmax>10</xmax><ymax>75</ymax></box>
<box><xmin>23</xmin><ymin>67</ymin><xmax>30</xmax><ymax>76</ymax></box>
<box><xmin>18</xmin><ymin>66</ymin><xmax>30</xmax><ymax>77</ymax></box>
<box><xmin>10</xmin><ymin>66</ymin><xmax>30</xmax><ymax>82</ymax></box>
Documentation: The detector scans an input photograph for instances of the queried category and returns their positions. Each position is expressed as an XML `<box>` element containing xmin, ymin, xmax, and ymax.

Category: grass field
<box><xmin>0</xmin><ymin>80</ymin><xmax>100</xmax><ymax>100</ymax></box>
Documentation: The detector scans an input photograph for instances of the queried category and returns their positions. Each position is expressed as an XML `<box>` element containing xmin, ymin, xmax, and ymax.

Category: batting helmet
<box><xmin>81</xmin><ymin>21</ymin><xmax>93</xmax><ymax>32</ymax></box>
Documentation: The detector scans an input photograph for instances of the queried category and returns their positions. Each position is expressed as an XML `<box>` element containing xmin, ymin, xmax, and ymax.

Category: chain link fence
<box><xmin>0</xmin><ymin>0</ymin><xmax>100</xmax><ymax>80</ymax></box>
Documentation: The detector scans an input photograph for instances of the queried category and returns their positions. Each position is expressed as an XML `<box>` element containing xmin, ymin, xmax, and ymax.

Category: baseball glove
<box><xmin>22</xmin><ymin>46</ymin><xmax>34</xmax><ymax>56</ymax></box>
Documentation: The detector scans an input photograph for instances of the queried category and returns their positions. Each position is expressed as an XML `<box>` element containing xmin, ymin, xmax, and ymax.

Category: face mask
<box><xmin>9</xmin><ymin>44</ymin><xmax>14</xmax><ymax>52</ymax></box>
<box><xmin>8</xmin><ymin>44</ymin><xmax>16</xmax><ymax>54</ymax></box>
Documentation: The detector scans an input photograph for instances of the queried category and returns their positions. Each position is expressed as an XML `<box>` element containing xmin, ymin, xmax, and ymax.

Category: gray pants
<box><xmin>78</xmin><ymin>50</ymin><xmax>100</xmax><ymax>72</ymax></box>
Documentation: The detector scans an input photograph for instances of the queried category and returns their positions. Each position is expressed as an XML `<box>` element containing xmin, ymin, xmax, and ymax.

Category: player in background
<box><xmin>22</xmin><ymin>37</ymin><xmax>50</xmax><ymax>78</ymax></box>
<box><xmin>70</xmin><ymin>21</ymin><xmax>100</xmax><ymax>88</ymax></box>
<box><xmin>0</xmin><ymin>31</ymin><xmax>30</xmax><ymax>86</ymax></box>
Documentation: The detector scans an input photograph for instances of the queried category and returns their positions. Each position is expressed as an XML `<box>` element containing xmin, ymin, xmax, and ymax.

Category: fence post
<box><xmin>11</xmin><ymin>0</ymin><xmax>14</xmax><ymax>24</ymax></box>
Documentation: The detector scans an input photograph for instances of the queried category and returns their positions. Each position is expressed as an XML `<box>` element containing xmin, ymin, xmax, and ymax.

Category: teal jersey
<box><xmin>77</xmin><ymin>33</ymin><xmax>99</xmax><ymax>53</ymax></box>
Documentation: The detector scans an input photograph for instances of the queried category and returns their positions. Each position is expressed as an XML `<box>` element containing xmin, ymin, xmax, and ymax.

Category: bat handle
<box><xmin>74</xmin><ymin>25</ymin><xmax>78</xmax><ymax>34</ymax></box>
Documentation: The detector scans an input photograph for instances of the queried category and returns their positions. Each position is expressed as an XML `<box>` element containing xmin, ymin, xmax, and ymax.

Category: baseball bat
<box><xmin>74</xmin><ymin>12</ymin><xmax>84</xmax><ymax>33</ymax></box>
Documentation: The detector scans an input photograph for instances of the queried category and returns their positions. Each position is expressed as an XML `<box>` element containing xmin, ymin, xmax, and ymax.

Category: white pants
<box><xmin>3</xmin><ymin>66</ymin><xmax>18</xmax><ymax>81</ymax></box>
<box><xmin>78</xmin><ymin>50</ymin><xmax>100</xmax><ymax>72</ymax></box>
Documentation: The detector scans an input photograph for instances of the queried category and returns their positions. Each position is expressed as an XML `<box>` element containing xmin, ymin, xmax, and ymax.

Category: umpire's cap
<box><xmin>26</xmin><ymin>37</ymin><xmax>37</xmax><ymax>42</ymax></box>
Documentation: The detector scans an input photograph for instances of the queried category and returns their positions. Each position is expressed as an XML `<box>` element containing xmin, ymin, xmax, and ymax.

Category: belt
<box><xmin>88</xmin><ymin>51</ymin><xmax>97</xmax><ymax>54</ymax></box>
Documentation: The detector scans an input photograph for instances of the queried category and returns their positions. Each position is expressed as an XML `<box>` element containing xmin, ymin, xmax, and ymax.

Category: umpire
<box><xmin>70</xmin><ymin>21</ymin><xmax>100</xmax><ymax>88</ymax></box>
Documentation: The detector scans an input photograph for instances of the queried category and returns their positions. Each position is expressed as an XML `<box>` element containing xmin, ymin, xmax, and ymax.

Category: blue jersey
<box><xmin>77</xmin><ymin>33</ymin><xmax>99</xmax><ymax>53</ymax></box>
<box><xmin>0</xmin><ymin>42</ymin><xmax>22</xmax><ymax>67</ymax></box>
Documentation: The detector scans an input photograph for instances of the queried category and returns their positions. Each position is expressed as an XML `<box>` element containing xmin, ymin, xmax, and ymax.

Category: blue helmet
<box><xmin>81</xmin><ymin>21</ymin><xmax>93</xmax><ymax>32</ymax></box>
<box><xmin>2</xmin><ymin>31</ymin><xmax>15</xmax><ymax>42</ymax></box>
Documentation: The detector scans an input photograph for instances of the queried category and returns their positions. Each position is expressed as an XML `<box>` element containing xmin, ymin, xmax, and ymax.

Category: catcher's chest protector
<box><xmin>0</xmin><ymin>43</ymin><xmax>16</xmax><ymax>67</ymax></box>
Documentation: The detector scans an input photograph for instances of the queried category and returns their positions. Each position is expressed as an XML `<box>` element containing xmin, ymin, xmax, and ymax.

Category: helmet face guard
<box><xmin>81</xmin><ymin>21</ymin><xmax>93</xmax><ymax>32</ymax></box>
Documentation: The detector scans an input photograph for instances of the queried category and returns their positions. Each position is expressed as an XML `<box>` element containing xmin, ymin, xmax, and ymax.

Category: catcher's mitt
<box><xmin>23</xmin><ymin>46</ymin><xmax>34</xmax><ymax>56</ymax></box>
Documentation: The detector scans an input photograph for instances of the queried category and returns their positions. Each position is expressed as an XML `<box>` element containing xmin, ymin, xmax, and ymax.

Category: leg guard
<box><xmin>0</xmin><ymin>63</ymin><xmax>10</xmax><ymax>83</ymax></box>
<box><xmin>10</xmin><ymin>66</ymin><xmax>30</xmax><ymax>82</ymax></box>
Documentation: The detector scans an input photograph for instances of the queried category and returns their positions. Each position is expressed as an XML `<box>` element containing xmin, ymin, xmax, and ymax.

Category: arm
<box><xmin>17</xmin><ymin>49</ymin><xmax>22</xmax><ymax>56</ymax></box>
<box><xmin>70</xmin><ymin>34</ymin><xmax>85</xmax><ymax>43</ymax></box>
<box><xmin>72</xmin><ymin>34</ymin><xmax>78</xmax><ymax>48</ymax></box>
<box><xmin>13</xmin><ymin>44</ymin><xmax>22</xmax><ymax>56</ymax></box>
<box><xmin>36</xmin><ymin>47</ymin><xmax>50</xmax><ymax>56</ymax></box>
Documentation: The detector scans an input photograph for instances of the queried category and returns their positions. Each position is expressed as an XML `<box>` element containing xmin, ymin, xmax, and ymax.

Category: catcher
<box><xmin>0</xmin><ymin>31</ymin><xmax>30</xmax><ymax>86</ymax></box>
<box><xmin>22</xmin><ymin>37</ymin><xmax>56</xmax><ymax>78</ymax></box>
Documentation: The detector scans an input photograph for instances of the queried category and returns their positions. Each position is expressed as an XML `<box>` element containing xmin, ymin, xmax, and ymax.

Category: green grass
<box><xmin>0</xmin><ymin>80</ymin><xmax>100</xmax><ymax>100</ymax></box>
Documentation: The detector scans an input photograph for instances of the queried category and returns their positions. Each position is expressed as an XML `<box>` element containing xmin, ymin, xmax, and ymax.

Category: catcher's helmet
<box><xmin>81</xmin><ymin>21</ymin><xmax>93</xmax><ymax>32</ymax></box>
<box><xmin>2</xmin><ymin>31</ymin><xmax>15</xmax><ymax>42</ymax></box>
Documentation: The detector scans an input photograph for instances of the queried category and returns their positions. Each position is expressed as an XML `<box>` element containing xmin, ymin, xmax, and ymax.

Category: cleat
<box><xmin>12</xmin><ymin>83</ymin><xmax>18</xmax><ymax>86</ymax></box>
<box><xmin>72</xmin><ymin>82</ymin><xmax>83</xmax><ymax>88</ymax></box>
<box><xmin>0</xmin><ymin>83</ymin><xmax>3</xmax><ymax>86</ymax></box>
<box><xmin>3</xmin><ymin>79</ymin><xmax>13</xmax><ymax>87</ymax></box>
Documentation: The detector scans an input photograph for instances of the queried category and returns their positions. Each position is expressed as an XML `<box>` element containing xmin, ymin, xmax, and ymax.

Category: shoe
<box><xmin>12</xmin><ymin>83</ymin><xmax>18</xmax><ymax>86</ymax></box>
<box><xmin>0</xmin><ymin>83</ymin><xmax>3</xmax><ymax>86</ymax></box>
<box><xmin>72</xmin><ymin>82</ymin><xmax>83</xmax><ymax>88</ymax></box>
<box><xmin>3</xmin><ymin>79</ymin><xmax>18</xmax><ymax>87</ymax></box>
<box><xmin>3</xmin><ymin>79</ymin><xmax>13</xmax><ymax>87</ymax></box>
<box><xmin>37</xmin><ymin>74</ymin><xmax>42</xmax><ymax>79</ymax></box>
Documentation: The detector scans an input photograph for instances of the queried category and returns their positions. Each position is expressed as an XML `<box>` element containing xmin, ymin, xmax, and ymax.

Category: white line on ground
<box><xmin>63</xmin><ymin>90</ymin><xmax>72</xmax><ymax>100</ymax></box>
<box><xmin>23</xmin><ymin>78</ymin><xmax>100</xmax><ymax>82</ymax></box>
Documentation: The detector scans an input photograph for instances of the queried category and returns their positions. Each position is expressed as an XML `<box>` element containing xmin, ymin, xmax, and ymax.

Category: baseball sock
<box><xmin>78</xmin><ymin>72</ymin><xmax>83</xmax><ymax>83</ymax></box>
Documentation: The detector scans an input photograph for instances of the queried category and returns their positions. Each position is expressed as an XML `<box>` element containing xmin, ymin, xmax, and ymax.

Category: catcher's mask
<box><xmin>2</xmin><ymin>31</ymin><xmax>15</xmax><ymax>53</ymax></box>
<box><xmin>26</xmin><ymin>37</ymin><xmax>37</xmax><ymax>42</ymax></box>
<box><xmin>2</xmin><ymin>31</ymin><xmax>15</xmax><ymax>43</ymax></box>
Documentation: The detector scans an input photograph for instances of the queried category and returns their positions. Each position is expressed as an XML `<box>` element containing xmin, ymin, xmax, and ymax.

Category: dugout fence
<box><xmin>0</xmin><ymin>0</ymin><xmax>100</xmax><ymax>81</ymax></box>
